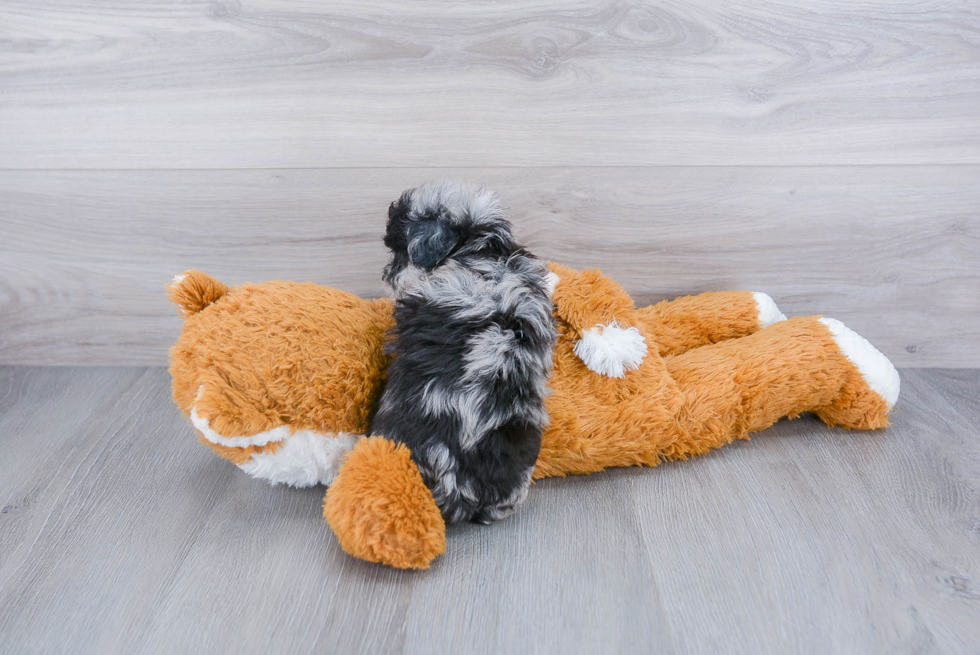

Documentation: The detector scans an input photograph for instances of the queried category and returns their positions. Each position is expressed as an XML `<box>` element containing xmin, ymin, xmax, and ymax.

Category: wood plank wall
<box><xmin>1</xmin><ymin>1</ymin><xmax>978</xmax><ymax>366</ymax></box>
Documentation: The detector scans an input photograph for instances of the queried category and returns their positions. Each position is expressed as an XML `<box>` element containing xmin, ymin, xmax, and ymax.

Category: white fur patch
<box><xmin>573</xmin><ymin>322</ymin><xmax>647</xmax><ymax>378</ymax></box>
<box><xmin>172</xmin><ymin>273</ymin><xmax>187</xmax><ymax>284</ymax></box>
<box><xmin>753</xmin><ymin>292</ymin><xmax>787</xmax><ymax>328</ymax></box>
<box><xmin>819</xmin><ymin>318</ymin><xmax>900</xmax><ymax>409</ymax></box>
<box><xmin>238</xmin><ymin>431</ymin><xmax>361</xmax><ymax>487</ymax></box>
<box><xmin>544</xmin><ymin>271</ymin><xmax>559</xmax><ymax>298</ymax></box>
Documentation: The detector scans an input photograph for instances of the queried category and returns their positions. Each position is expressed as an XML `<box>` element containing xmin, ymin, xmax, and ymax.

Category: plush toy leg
<box><xmin>663</xmin><ymin>316</ymin><xmax>899</xmax><ymax>460</ymax></box>
<box><xmin>324</xmin><ymin>437</ymin><xmax>446</xmax><ymax>569</ymax></box>
<box><xmin>536</xmin><ymin>315</ymin><xmax>898</xmax><ymax>477</ymax></box>
<box><xmin>636</xmin><ymin>290</ymin><xmax>787</xmax><ymax>357</ymax></box>
<box><xmin>810</xmin><ymin>318</ymin><xmax>901</xmax><ymax>430</ymax></box>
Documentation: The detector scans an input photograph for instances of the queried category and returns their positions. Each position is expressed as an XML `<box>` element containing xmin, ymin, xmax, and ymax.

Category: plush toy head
<box><xmin>168</xmin><ymin>272</ymin><xmax>395</xmax><ymax>487</ymax></box>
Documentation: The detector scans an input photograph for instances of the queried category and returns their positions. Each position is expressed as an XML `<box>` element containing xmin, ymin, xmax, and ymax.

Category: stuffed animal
<box><xmin>168</xmin><ymin>263</ymin><xmax>899</xmax><ymax>569</ymax></box>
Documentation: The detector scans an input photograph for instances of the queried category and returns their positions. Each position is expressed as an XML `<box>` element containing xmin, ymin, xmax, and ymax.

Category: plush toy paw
<box><xmin>544</xmin><ymin>271</ymin><xmax>560</xmax><ymax>297</ymax></box>
<box><xmin>753</xmin><ymin>292</ymin><xmax>788</xmax><ymax>328</ymax></box>
<box><xmin>573</xmin><ymin>321</ymin><xmax>648</xmax><ymax>378</ymax></box>
<box><xmin>324</xmin><ymin>437</ymin><xmax>446</xmax><ymax>569</ymax></box>
<box><xmin>815</xmin><ymin>317</ymin><xmax>900</xmax><ymax>430</ymax></box>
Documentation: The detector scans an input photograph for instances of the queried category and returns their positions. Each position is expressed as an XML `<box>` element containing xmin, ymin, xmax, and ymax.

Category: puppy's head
<box><xmin>382</xmin><ymin>180</ymin><xmax>518</xmax><ymax>295</ymax></box>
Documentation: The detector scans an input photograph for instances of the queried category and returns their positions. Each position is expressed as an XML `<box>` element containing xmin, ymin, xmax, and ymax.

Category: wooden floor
<box><xmin>0</xmin><ymin>366</ymin><xmax>977</xmax><ymax>654</ymax></box>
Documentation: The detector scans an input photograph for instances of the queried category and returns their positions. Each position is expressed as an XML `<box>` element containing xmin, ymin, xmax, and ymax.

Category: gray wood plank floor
<box><xmin>0</xmin><ymin>366</ymin><xmax>977</xmax><ymax>654</ymax></box>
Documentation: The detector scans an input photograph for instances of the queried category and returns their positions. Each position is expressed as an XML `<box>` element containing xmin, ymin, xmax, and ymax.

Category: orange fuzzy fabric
<box><xmin>199</xmin><ymin>436</ymin><xmax>280</xmax><ymax>466</ymax></box>
<box><xmin>638</xmin><ymin>291</ymin><xmax>763</xmax><ymax>357</ymax></box>
<box><xmin>324</xmin><ymin>437</ymin><xmax>446</xmax><ymax>569</ymax></box>
<box><xmin>169</xmin><ymin>275</ymin><xmax>393</xmax><ymax>439</ymax></box>
<box><xmin>169</xmin><ymin>265</ymin><xmax>894</xmax><ymax>569</ymax></box>
<box><xmin>167</xmin><ymin>270</ymin><xmax>229</xmax><ymax>318</ymax></box>
<box><xmin>547</xmin><ymin>263</ymin><xmax>639</xmax><ymax>334</ymax></box>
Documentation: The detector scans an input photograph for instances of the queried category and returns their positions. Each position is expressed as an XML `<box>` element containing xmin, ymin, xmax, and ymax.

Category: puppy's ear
<box><xmin>384</xmin><ymin>197</ymin><xmax>411</xmax><ymax>252</ymax></box>
<box><xmin>407</xmin><ymin>220</ymin><xmax>460</xmax><ymax>270</ymax></box>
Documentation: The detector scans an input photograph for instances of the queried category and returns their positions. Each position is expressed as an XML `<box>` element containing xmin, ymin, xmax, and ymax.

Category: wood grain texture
<box><xmin>0</xmin><ymin>366</ymin><xmax>977</xmax><ymax>654</ymax></box>
<box><xmin>1</xmin><ymin>167</ymin><xmax>977</xmax><ymax>366</ymax></box>
<box><xmin>1</xmin><ymin>0</ymin><xmax>978</xmax><ymax>168</ymax></box>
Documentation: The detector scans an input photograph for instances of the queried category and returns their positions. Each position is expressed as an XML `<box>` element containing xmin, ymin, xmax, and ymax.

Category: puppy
<box><xmin>370</xmin><ymin>180</ymin><xmax>557</xmax><ymax>524</ymax></box>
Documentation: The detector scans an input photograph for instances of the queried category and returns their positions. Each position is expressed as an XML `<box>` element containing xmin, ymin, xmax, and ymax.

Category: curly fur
<box><xmin>371</xmin><ymin>181</ymin><xmax>557</xmax><ymax>524</ymax></box>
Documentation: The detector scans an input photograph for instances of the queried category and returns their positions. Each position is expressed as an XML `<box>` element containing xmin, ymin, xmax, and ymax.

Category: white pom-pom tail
<box><xmin>573</xmin><ymin>322</ymin><xmax>648</xmax><ymax>378</ymax></box>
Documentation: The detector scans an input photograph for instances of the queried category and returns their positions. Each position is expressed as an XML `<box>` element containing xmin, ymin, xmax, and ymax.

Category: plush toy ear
<box><xmin>166</xmin><ymin>270</ymin><xmax>228</xmax><ymax>318</ymax></box>
<box><xmin>324</xmin><ymin>437</ymin><xmax>446</xmax><ymax>569</ymax></box>
<box><xmin>407</xmin><ymin>220</ymin><xmax>459</xmax><ymax>271</ymax></box>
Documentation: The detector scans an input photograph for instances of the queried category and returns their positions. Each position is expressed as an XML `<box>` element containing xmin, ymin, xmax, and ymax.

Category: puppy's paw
<box><xmin>573</xmin><ymin>321</ymin><xmax>647</xmax><ymax>378</ymax></box>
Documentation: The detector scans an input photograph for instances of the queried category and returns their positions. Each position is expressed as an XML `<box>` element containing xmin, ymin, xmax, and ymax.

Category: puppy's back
<box><xmin>371</xmin><ymin>252</ymin><xmax>556</xmax><ymax>523</ymax></box>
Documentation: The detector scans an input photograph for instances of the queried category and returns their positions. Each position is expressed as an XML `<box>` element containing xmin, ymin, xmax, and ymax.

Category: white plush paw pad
<box><xmin>237</xmin><ymin>431</ymin><xmax>361</xmax><ymax>488</ymax></box>
<box><xmin>544</xmin><ymin>271</ymin><xmax>560</xmax><ymax>299</ymax></box>
<box><xmin>819</xmin><ymin>318</ymin><xmax>900</xmax><ymax>409</ymax></box>
<box><xmin>753</xmin><ymin>292</ymin><xmax>787</xmax><ymax>328</ymax></box>
<box><xmin>573</xmin><ymin>322</ymin><xmax>648</xmax><ymax>379</ymax></box>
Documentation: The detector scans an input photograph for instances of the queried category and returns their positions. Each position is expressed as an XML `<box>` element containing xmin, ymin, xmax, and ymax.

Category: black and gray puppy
<box><xmin>370</xmin><ymin>180</ymin><xmax>557</xmax><ymax>524</ymax></box>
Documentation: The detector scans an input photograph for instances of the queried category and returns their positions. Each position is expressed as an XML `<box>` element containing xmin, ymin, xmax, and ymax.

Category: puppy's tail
<box><xmin>167</xmin><ymin>270</ymin><xmax>229</xmax><ymax>318</ymax></box>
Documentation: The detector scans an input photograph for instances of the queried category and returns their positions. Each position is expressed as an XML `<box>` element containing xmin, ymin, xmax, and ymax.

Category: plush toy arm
<box><xmin>547</xmin><ymin>262</ymin><xmax>648</xmax><ymax>378</ymax></box>
<box><xmin>324</xmin><ymin>437</ymin><xmax>446</xmax><ymax>569</ymax></box>
<box><xmin>636</xmin><ymin>290</ymin><xmax>787</xmax><ymax>358</ymax></box>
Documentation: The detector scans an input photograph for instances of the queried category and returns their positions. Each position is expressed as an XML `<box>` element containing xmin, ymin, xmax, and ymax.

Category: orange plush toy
<box><xmin>168</xmin><ymin>264</ymin><xmax>899</xmax><ymax>569</ymax></box>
